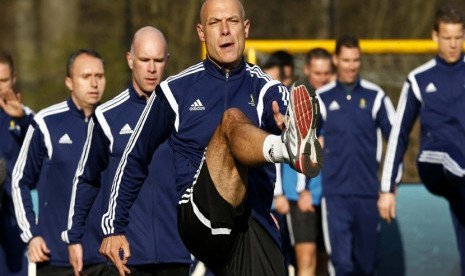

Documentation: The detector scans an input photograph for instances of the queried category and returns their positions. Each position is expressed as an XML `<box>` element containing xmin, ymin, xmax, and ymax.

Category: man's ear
<box><xmin>432</xmin><ymin>30</ymin><xmax>438</xmax><ymax>44</ymax></box>
<box><xmin>127</xmin><ymin>52</ymin><xmax>133</xmax><ymax>70</ymax></box>
<box><xmin>244</xmin><ymin>19</ymin><xmax>250</xmax><ymax>39</ymax></box>
<box><xmin>197</xmin><ymin>23</ymin><xmax>206</xmax><ymax>42</ymax></box>
<box><xmin>65</xmin><ymin>77</ymin><xmax>73</xmax><ymax>92</ymax></box>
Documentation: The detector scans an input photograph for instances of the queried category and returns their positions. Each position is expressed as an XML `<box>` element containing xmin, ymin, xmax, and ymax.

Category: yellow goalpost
<box><xmin>201</xmin><ymin>39</ymin><xmax>465</xmax><ymax>64</ymax></box>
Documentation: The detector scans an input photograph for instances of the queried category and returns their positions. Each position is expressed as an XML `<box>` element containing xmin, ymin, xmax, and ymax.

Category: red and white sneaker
<box><xmin>282</xmin><ymin>80</ymin><xmax>323</xmax><ymax>178</ymax></box>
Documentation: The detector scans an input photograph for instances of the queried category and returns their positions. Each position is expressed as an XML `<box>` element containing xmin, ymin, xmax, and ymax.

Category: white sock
<box><xmin>263</xmin><ymin>135</ymin><xmax>289</xmax><ymax>163</ymax></box>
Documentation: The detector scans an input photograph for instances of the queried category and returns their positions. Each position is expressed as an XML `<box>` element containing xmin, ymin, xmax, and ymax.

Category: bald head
<box><xmin>127</xmin><ymin>26</ymin><xmax>169</xmax><ymax>97</ymax></box>
<box><xmin>130</xmin><ymin>26</ymin><xmax>168</xmax><ymax>58</ymax></box>
<box><xmin>199</xmin><ymin>0</ymin><xmax>245</xmax><ymax>25</ymax></box>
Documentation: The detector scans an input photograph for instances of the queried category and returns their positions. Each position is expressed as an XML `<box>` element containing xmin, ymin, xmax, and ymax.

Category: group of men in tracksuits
<box><xmin>8</xmin><ymin>27</ymin><xmax>192</xmax><ymax>275</ymax></box>
<box><xmin>3</xmin><ymin>2</ymin><xmax>465</xmax><ymax>276</ymax></box>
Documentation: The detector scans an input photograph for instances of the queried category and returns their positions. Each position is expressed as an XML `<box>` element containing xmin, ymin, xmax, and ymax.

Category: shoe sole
<box><xmin>290</xmin><ymin>81</ymin><xmax>323</xmax><ymax>178</ymax></box>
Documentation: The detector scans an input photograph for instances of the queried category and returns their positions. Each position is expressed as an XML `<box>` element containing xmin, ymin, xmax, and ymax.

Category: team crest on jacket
<box><xmin>248</xmin><ymin>94</ymin><xmax>255</xmax><ymax>106</ymax></box>
<box><xmin>359</xmin><ymin>98</ymin><xmax>366</xmax><ymax>109</ymax></box>
<box><xmin>8</xmin><ymin>120</ymin><xmax>20</xmax><ymax>131</ymax></box>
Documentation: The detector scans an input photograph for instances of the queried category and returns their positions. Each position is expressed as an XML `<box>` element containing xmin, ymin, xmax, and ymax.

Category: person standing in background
<box><xmin>12</xmin><ymin>49</ymin><xmax>107</xmax><ymax>275</ymax></box>
<box><xmin>317</xmin><ymin>35</ymin><xmax>395</xmax><ymax>275</ymax></box>
<box><xmin>62</xmin><ymin>26</ymin><xmax>192</xmax><ymax>276</ymax></box>
<box><xmin>0</xmin><ymin>51</ymin><xmax>34</xmax><ymax>276</ymax></box>
<box><xmin>381</xmin><ymin>5</ymin><xmax>465</xmax><ymax>275</ymax></box>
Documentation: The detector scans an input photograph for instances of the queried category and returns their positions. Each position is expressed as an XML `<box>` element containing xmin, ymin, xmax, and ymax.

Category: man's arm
<box><xmin>11</xmin><ymin>123</ymin><xmax>49</xmax><ymax>261</ymax></box>
<box><xmin>381</xmin><ymin>81</ymin><xmax>421</xmax><ymax>193</ymax></box>
<box><xmin>273</xmin><ymin>163</ymin><xmax>290</xmax><ymax>215</ymax></box>
<box><xmin>297</xmin><ymin>173</ymin><xmax>315</xmax><ymax>213</ymax></box>
<box><xmin>379</xmin><ymin>81</ymin><xmax>420</xmax><ymax>222</ymax></box>
<box><xmin>62</xmin><ymin>117</ymin><xmax>110</xmax><ymax>245</ymax></box>
<box><xmin>100</xmin><ymin>86</ymin><xmax>175</xmax><ymax>276</ymax></box>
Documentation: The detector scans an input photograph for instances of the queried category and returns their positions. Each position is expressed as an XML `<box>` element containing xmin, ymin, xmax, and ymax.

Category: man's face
<box><xmin>66</xmin><ymin>54</ymin><xmax>105</xmax><ymax>110</ymax></box>
<box><xmin>0</xmin><ymin>62</ymin><xmax>15</xmax><ymax>99</ymax></box>
<box><xmin>128</xmin><ymin>36</ymin><xmax>168</xmax><ymax>96</ymax></box>
<box><xmin>197</xmin><ymin>0</ymin><xmax>250</xmax><ymax>70</ymax></box>
<box><xmin>304</xmin><ymin>58</ymin><xmax>332</xmax><ymax>89</ymax></box>
<box><xmin>433</xmin><ymin>22</ymin><xmax>464</xmax><ymax>64</ymax></box>
<box><xmin>333</xmin><ymin>46</ymin><xmax>361</xmax><ymax>84</ymax></box>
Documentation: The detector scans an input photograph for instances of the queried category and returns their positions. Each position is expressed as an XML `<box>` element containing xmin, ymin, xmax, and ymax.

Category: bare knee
<box><xmin>221</xmin><ymin>108</ymin><xmax>249</xmax><ymax>126</ymax></box>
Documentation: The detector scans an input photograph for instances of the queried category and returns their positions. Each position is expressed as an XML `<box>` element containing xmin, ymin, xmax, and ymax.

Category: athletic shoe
<box><xmin>282</xmin><ymin>80</ymin><xmax>323</xmax><ymax>178</ymax></box>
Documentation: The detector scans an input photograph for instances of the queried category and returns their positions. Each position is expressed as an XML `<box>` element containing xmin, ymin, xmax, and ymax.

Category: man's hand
<box><xmin>68</xmin><ymin>243</ymin><xmax>84</xmax><ymax>276</ymax></box>
<box><xmin>0</xmin><ymin>89</ymin><xmax>25</xmax><ymax>118</ymax></box>
<box><xmin>100</xmin><ymin>235</ymin><xmax>131</xmax><ymax>276</ymax></box>
<box><xmin>28</xmin><ymin>236</ymin><xmax>50</xmax><ymax>263</ymax></box>
<box><xmin>274</xmin><ymin>195</ymin><xmax>290</xmax><ymax>215</ymax></box>
<box><xmin>272</xmin><ymin>101</ymin><xmax>286</xmax><ymax>131</ymax></box>
<box><xmin>297</xmin><ymin>190</ymin><xmax>315</xmax><ymax>212</ymax></box>
<box><xmin>378</xmin><ymin>192</ymin><xmax>396</xmax><ymax>223</ymax></box>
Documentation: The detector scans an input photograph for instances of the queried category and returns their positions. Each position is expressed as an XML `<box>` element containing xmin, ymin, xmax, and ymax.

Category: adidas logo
<box><xmin>328</xmin><ymin>100</ymin><xmax>340</xmax><ymax>111</ymax></box>
<box><xmin>119</xmin><ymin>123</ymin><xmax>133</xmax><ymax>135</ymax></box>
<box><xmin>59</xmin><ymin>133</ymin><xmax>73</xmax><ymax>144</ymax></box>
<box><xmin>189</xmin><ymin>99</ymin><xmax>205</xmax><ymax>111</ymax></box>
<box><xmin>425</xmin><ymin>82</ymin><xmax>437</xmax><ymax>93</ymax></box>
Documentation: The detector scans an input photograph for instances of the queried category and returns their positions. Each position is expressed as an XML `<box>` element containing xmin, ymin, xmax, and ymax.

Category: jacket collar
<box><xmin>203</xmin><ymin>56</ymin><xmax>246</xmax><ymax>80</ymax></box>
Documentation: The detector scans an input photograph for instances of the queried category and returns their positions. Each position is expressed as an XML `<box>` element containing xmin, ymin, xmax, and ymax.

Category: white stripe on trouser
<box><xmin>322</xmin><ymin>197</ymin><xmax>336</xmax><ymax>276</ymax></box>
<box><xmin>190</xmin><ymin>192</ymin><xmax>232</xmax><ymax>235</ymax></box>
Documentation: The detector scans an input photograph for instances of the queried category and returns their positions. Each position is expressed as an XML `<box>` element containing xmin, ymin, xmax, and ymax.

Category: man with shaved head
<box><xmin>100</xmin><ymin>0</ymin><xmax>322</xmax><ymax>275</ymax></box>
<box><xmin>61</xmin><ymin>26</ymin><xmax>191</xmax><ymax>275</ymax></box>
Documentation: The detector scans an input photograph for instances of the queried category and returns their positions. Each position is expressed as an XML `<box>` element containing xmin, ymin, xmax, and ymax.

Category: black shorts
<box><xmin>287</xmin><ymin>202</ymin><xmax>325</xmax><ymax>250</ymax></box>
<box><xmin>178</xmin><ymin>162</ymin><xmax>286</xmax><ymax>276</ymax></box>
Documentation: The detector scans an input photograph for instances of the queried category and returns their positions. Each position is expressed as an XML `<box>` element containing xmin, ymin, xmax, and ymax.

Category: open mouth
<box><xmin>220</xmin><ymin>42</ymin><xmax>234</xmax><ymax>50</ymax></box>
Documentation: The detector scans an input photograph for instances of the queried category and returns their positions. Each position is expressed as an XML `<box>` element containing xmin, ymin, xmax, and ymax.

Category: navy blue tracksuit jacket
<box><xmin>11</xmin><ymin>98</ymin><xmax>104</xmax><ymax>266</ymax></box>
<box><xmin>62</xmin><ymin>85</ymin><xmax>191</xmax><ymax>265</ymax></box>
<box><xmin>382</xmin><ymin>55</ymin><xmax>465</xmax><ymax>191</ymax></box>
<box><xmin>381</xmin><ymin>55</ymin><xmax>465</xmax><ymax>274</ymax></box>
<box><xmin>317</xmin><ymin>78</ymin><xmax>394</xmax><ymax>275</ymax></box>
<box><xmin>1</xmin><ymin>107</ymin><xmax>33</xmax><ymax>275</ymax></box>
<box><xmin>101</xmin><ymin>58</ymin><xmax>288</xmax><ymax>248</ymax></box>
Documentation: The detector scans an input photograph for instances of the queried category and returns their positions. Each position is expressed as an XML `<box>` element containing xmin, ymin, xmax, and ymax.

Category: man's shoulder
<box><xmin>164</xmin><ymin>62</ymin><xmax>206</xmax><ymax>86</ymax></box>
<box><xmin>359</xmin><ymin>79</ymin><xmax>385</xmax><ymax>95</ymax></box>
<box><xmin>97</xmin><ymin>89</ymin><xmax>131</xmax><ymax>112</ymax></box>
<box><xmin>34</xmin><ymin>100</ymin><xmax>69</xmax><ymax>122</ymax></box>
<box><xmin>408</xmin><ymin>58</ymin><xmax>437</xmax><ymax>80</ymax></box>
<box><xmin>316</xmin><ymin>81</ymin><xmax>337</xmax><ymax>97</ymax></box>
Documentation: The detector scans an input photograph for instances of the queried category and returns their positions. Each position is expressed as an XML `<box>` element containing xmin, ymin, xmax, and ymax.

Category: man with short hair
<box><xmin>262</xmin><ymin>50</ymin><xmax>295</xmax><ymax>87</ymax></box>
<box><xmin>276</xmin><ymin>47</ymin><xmax>333</xmax><ymax>276</ymax></box>
<box><xmin>317</xmin><ymin>36</ymin><xmax>395</xmax><ymax>275</ymax></box>
<box><xmin>381</xmin><ymin>5</ymin><xmax>465</xmax><ymax>274</ymax></box>
<box><xmin>99</xmin><ymin>0</ymin><xmax>322</xmax><ymax>275</ymax></box>
<box><xmin>62</xmin><ymin>26</ymin><xmax>192</xmax><ymax>276</ymax></box>
<box><xmin>12</xmin><ymin>49</ymin><xmax>106</xmax><ymax>275</ymax></box>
